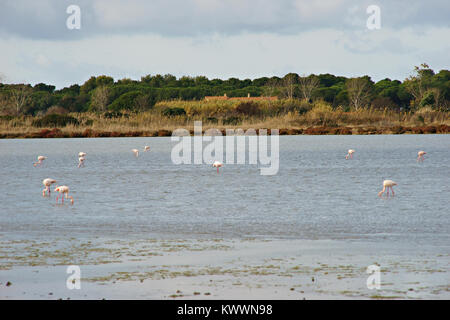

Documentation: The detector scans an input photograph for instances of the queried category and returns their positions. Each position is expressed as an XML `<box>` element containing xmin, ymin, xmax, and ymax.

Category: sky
<box><xmin>0</xmin><ymin>0</ymin><xmax>449</xmax><ymax>89</ymax></box>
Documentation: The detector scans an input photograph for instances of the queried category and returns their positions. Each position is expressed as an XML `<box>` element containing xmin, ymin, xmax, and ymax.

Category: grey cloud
<box><xmin>0</xmin><ymin>0</ymin><xmax>449</xmax><ymax>40</ymax></box>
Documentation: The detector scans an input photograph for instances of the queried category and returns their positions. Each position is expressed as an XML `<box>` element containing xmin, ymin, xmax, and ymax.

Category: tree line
<box><xmin>0</xmin><ymin>64</ymin><xmax>449</xmax><ymax>116</ymax></box>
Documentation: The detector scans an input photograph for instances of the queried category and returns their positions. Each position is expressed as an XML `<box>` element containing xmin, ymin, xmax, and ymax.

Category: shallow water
<box><xmin>0</xmin><ymin>135</ymin><xmax>449</xmax><ymax>245</ymax></box>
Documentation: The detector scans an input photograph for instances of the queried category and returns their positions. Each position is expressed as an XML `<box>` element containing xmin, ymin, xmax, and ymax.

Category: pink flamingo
<box><xmin>33</xmin><ymin>156</ymin><xmax>47</xmax><ymax>167</ymax></box>
<box><xmin>378</xmin><ymin>180</ymin><xmax>397</xmax><ymax>197</ymax></box>
<box><xmin>345</xmin><ymin>149</ymin><xmax>355</xmax><ymax>160</ymax></box>
<box><xmin>417</xmin><ymin>151</ymin><xmax>426</xmax><ymax>162</ymax></box>
<box><xmin>132</xmin><ymin>149</ymin><xmax>139</xmax><ymax>157</ymax></box>
<box><xmin>54</xmin><ymin>186</ymin><xmax>74</xmax><ymax>205</ymax></box>
<box><xmin>144</xmin><ymin>146</ymin><xmax>150</xmax><ymax>152</ymax></box>
<box><xmin>42</xmin><ymin>178</ymin><xmax>56</xmax><ymax>197</ymax></box>
<box><xmin>212</xmin><ymin>161</ymin><xmax>223</xmax><ymax>173</ymax></box>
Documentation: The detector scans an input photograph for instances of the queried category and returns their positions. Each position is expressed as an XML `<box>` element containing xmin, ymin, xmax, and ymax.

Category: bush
<box><xmin>32</xmin><ymin>114</ymin><xmax>79</xmax><ymax>127</ymax></box>
<box><xmin>222</xmin><ymin>116</ymin><xmax>241</xmax><ymax>125</ymax></box>
<box><xmin>103</xmin><ymin>111</ymin><xmax>123</xmax><ymax>118</ymax></box>
<box><xmin>235</xmin><ymin>102</ymin><xmax>261</xmax><ymax>116</ymax></box>
<box><xmin>162</xmin><ymin>107</ymin><xmax>186</xmax><ymax>117</ymax></box>
<box><xmin>205</xmin><ymin>117</ymin><xmax>218</xmax><ymax>123</ymax></box>
<box><xmin>391</xmin><ymin>125</ymin><xmax>406</xmax><ymax>134</ymax></box>
<box><xmin>0</xmin><ymin>115</ymin><xmax>15</xmax><ymax>121</ymax></box>
<box><xmin>45</xmin><ymin>106</ymin><xmax>68</xmax><ymax>115</ymax></box>
<box><xmin>38</xmin><ymin>128</ymin><xmax>64</xmax><ymax>138</ymax></box>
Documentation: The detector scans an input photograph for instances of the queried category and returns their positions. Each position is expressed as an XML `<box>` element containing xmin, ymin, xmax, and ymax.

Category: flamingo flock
<box><xmin>33</xmin><ymin>142</ymin><xmax>428</xmax><ymax>204</ymax></box>
<box><xmin>35</xmin><ymin>146</ymin><xmax>153</xmax><ymax>205</ymax></box>
<box><xmin>343</xmin><ymin>148</ymin><xmax>428</xmax><ymax>197</ymax></box>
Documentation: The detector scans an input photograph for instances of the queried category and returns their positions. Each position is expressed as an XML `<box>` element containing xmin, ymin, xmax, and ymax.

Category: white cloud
<box><xmin>1</xmin><ymin>25</ymin><xmax>448</xmax><ymax>88</ymax></box>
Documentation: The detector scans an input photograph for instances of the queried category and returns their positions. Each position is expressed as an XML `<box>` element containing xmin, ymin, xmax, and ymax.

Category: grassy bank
<box><xmin>1</xmin><ymin>100</ymin><xmax>449</xmax><ymax>138</ymax></box>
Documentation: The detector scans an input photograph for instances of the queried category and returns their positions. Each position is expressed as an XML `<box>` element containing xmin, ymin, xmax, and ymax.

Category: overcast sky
<box><xmin>1</xmin><ymin>0</ymin><xmax>449</xmax><ymax>88</ymax></box>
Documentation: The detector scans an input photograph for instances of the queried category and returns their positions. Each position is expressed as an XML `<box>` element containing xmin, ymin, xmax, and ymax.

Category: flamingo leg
<box><xmin>217</xmin><ymin>167</ymin><xmax>219</xmax><ymax>173</ymax></box>
<box><xmin>391</xmin><ymin>187</ymin><xmax>395</xmax><ymax>196</ymax></box>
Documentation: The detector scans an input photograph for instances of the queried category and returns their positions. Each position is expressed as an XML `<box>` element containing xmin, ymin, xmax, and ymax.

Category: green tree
<box><xmin>403</xmin><ymin>63</ymin><xmax>435</xmax><ymax>106</ymax></box>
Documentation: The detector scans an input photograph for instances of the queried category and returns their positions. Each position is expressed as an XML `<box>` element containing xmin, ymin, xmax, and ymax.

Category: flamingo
<box><xmin>78</xmin><ymin>156</ymin><xmax>86</xmax><ymax>168</ymax></box>
<box><xmin>33</xmin><ymin>156</ymin><xmax>47</xmax><ymax>167</ymax></box>
<box><xmin>78</xmin><ymin>152</ymin><xmax>86</xmax><ymax>158</ymax></box>
<box><xmin>42</xmin><ymin>178</ymin><xmax>56</xmax><ymax>197</ymax></box>
<box><xmin>212</xmin><ymin>161</ymin><xmax>223</xmax><ymax>173</ymax></box>
<box><xmin>54</xmin><ymin>186</ymin><xmax>74</xmax><ymax>205</ymax></box>
<box><xmin>345</xmin><ymin>149</ymin><xmax>355</xmax><ymax>160</ymax></box>
<box><xmin>144</xmin><ymin>146</ymin><xmax>150</xmax><ymax>152</ymax></box>
<box><xmin>132</xmin><ymin>149</ymin><xmax>139</xmax><ymax>157</ymax></box>
<box><xmin>417</xmin><ymin>151</ymin><xmax>426</xmax><ymax>162</ymax></box>
<box><xmin>378</xmin><ymin>180</ymin><xmax>397</xmax><ymax>197</ymax></box>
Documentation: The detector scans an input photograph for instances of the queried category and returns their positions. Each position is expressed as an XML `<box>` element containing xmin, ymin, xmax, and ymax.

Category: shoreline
<box><xmin>0</xmin><ymin>124</ymin><xmax>449</xmax><ymax>139</ymax></box>
<box><xmin>1</xmin><ymin>237</ymin><xmax>448</xmax><ymax>300</ymax></box>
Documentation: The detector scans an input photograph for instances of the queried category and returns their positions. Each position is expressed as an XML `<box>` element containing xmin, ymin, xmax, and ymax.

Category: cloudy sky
<box><xmin>0</xmin><ymin>0</ymin><xmax>449</xmax><ymax>88</ymax></box>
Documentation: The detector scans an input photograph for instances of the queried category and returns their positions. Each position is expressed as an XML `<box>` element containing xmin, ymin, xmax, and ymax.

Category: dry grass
<box><xmin>0</xmin><ymin>100</ymin><xmax>449</xmax><ymax>138</ymax></box>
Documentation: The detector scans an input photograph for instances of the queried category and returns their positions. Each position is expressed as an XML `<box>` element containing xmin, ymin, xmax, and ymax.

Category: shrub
<box><xmin>0</xmin><ymin>115</ymin><xmax>15</xmax><ymax>121</ymax></box>
<box><xmin>103</xmin><ymin>111</ymin><xmax>123</xmax><ymax>118</ymax></box>
<box><xmin>162</xmin><ymin>107</ymin><xmax>186</xmax><ymax>117</ymax></box>
<box><xmin>45</xmin><ymin>106</ymin><xmax>68</xmax><ymax>115</ymax></box>
<box><xmin>205</xmin><ymin>117</ymin><xmax>218</xmax><ymax>123</ymax></box>
<box><xmin>235</xmin><ymin>102</ymin><xmax>261</xmax><ymax>116</ymax></box>
<box><xmin>391</xmin><ymin>125</ymin><xmax>406</xmax><ymax>134</ymax></box>
<box><xmin>222</xmin><ymin>116</ymin><xmax>241</xmax><ymax>125</ymax></box>
<box><xmin>422</xmin><ymin>126</ymin><xmax>437</xmax><ymax>134</ymax></box>
<box><xmin>38</xmin><ymin>128</ymin><xmax>64</xmax><ymax>138</ymax></box>
<box><xmin>32</xmin><ymin>114</ymin><xmax>79</xmax><ymax>127</ymax></box>
<box><xmin>157</xmin><ymin>129</ymin><xmax>171</xmax><ymax>136</ymax></box>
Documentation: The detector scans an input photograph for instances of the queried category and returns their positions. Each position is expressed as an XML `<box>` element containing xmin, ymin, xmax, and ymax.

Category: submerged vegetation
<box><xmin>0</xmin><ymin>64</ymin><xmax>449</xmax><ymax>137</ymax></box>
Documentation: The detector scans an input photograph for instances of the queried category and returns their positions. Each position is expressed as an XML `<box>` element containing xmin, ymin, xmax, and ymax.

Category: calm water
<box><xmin>0</xmin><ymin>135</ymin><xmax>449</xmax><ymax>245</ymax></box>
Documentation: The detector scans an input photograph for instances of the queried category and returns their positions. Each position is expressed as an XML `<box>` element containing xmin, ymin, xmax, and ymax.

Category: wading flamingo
<box><xmin>213</xmin><ymin>161</ymin><xmax>223</xmax><ymax>173</ymax></box>
<box><xmin>378</xmin><ymin>180</ymin><xmax>397</xmax><ymax>197</ymax></box>
<box><xmin>132</xmin><ymin>149</ymin><xmax>139</xmax><ymax>157</ymax></box>
<box><xmin>345</xmin><ymin>149</ymin><xmax>355</xmax><ymax>159</ymax></box>
<box><xmin>144</xmin><ymin>146</ymin><xmax>150</xmax><ymax>152</ymax></box>
<box><xmin>54</xmin><ymin>186</ymin><xmax>74</xmax><ymax>205</ymax></box>
<box><xmin>417</xmin><ymin>151</ymin><xmax>426</xmax><ymax>162</ymax></box>
<box><xmin>42</xmin><ymin>178</ymin><xmax>56</xmax><ymax>197</ymax></box>
<box><xmin>78</xmin><ymin>156</ymin><xmax>86</xmax><ymax>168</ymax></box>
<box><xmin>33</xmin><ymin>156</ymin><xmax>47</xmax><ymax>167</ymax></box>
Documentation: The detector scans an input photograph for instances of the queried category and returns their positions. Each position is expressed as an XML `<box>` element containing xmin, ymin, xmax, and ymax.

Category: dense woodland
<box><xmin>1</xmin><ymin>64</ymin><xmax>449</xmax><ymax>117</ymax></box>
